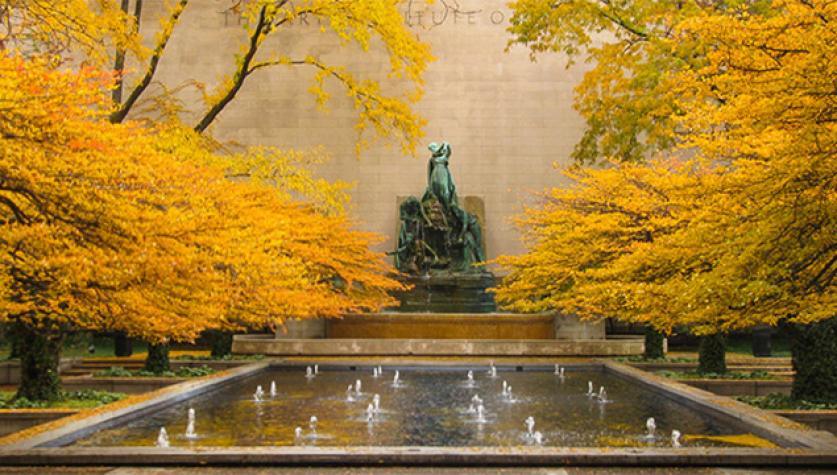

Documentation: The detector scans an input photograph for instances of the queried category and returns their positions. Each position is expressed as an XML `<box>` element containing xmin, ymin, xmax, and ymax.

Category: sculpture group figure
<box><xmin>393</xmin><ymin>142</ymin><xmax>486</xmax><ymax>274</ymax></box>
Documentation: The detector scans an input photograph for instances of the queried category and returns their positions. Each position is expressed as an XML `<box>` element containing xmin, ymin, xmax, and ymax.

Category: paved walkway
<box><xmin>0</xmin><ymin>467</ymin><xmax>833</xmax><ymax>474</ymax></box>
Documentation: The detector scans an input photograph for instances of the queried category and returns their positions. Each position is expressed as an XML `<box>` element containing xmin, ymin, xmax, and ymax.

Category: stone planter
<box><xmin>680</xmin><ymin>379</ymin><xmax>792</xmax><ymax>397</ymax></box>
<box><xmin>773</xmin><ymin>410</ymin><xmax>837</xmax><ymax>435</ymax></box>
<box><xmin>0</xmin><ymin>410</ymin><xmax>78</xmax><ymax>437</ymax></box>
<box><xmin>61</xmin><ymin>377</ymin><xmax>184</xmax><ymax>394</ymax></box>
<box><xmin>0</xmin><ymin>358</ymin><xmax>79</xmax><ymax>385</ymax></box>
<box><xmin>169</xmin><ymin>360</ymin><xmax>250</xmax><ymax>371</ymax></box>
<box><xmin>631</xmin><ymin>362</ymin><xmax>792</xmax><ymax>373</ymax></box>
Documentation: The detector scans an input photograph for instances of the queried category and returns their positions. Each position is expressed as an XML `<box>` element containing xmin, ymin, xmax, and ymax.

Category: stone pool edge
<box><xmin>0</xmin><ymin>360</ymin><xmax>834</xmax><ymax>467</ymax></box>
<box><xmin>0</xmin><ymin>446</ymin><xmax>834</xmax><ymax>467</ymax></box>
<box><xmin>601</xmin><ymin>360</ymin><xmax>837</xmax><ymax>450</ymax></box>
<box><xmin>1</xmin><ymin>361</ymin><xmax>269</xmax><ymax>449</ymax></box>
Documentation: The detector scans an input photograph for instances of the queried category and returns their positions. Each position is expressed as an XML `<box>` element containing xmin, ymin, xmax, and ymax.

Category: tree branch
<box><xmin>111</xmin><ymin>0</ymin><xmax>187</xmax><ymax>124</ymax></box>
<box><xmin>194</xmin><ymin>4</ymin><xmax>267</xmax><ymax>133</ymax></box>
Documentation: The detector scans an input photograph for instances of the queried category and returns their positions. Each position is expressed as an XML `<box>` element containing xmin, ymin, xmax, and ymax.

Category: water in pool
<box><xmin>72</xmin><ymin>366</ymin><xmax>758</xmax><ymax>448</ymax></box>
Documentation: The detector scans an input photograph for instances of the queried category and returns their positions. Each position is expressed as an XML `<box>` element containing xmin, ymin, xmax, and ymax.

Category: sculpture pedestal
<box><xmin>390</xmin><ymin>273</ymin><xmax>497</xmax><ymax>313</ymax></box>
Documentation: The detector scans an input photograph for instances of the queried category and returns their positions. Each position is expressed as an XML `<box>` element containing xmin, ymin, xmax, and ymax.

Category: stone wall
<box><xmin>131</xmin><ymin>0</ymin><xmax>587</xmax><ymax>260</ymax></box>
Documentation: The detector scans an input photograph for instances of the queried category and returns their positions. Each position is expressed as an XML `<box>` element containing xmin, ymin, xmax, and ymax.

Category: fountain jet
<box><xmin>645</xmin><ymin>417</ymin><xmax>656</xmax><ymax>439</ymax></box>
<box><xmin>253</xmin><ymin>385</ymin><xmax>265</xmax><ymax>402</ymax></box>
<box><xmin>476</xmin><ymin>404</ymin><xmax>487</xmax><ymax>424</ymax></box>
<box><xmin>305</xmin><ymin>366</ymin><xmax>314</xmax><ymax>379</ymax></box>
<box><xmin>524</xmin><ymin>416</ymin><xmax>535</xmax><ymax>437</ymax></box>
<box><xmin>270</xmin><ymin>381</ymin><xmax>277</xmax><ymax>397</ymax></box>
<box><xmin>156</xmin><ymin>427</ymin><xmax>170</xmax><ymax>448</ymax></box>
<box><xmin>671</xmin><ymin>430</ymin><xmax>682</xmax><ymax>448</ymax></box>
<box><xmin>309</xmin><ymin>416</ymin><xmax>318</xmax><ymax>433</ymax></box>
<box><xmin>596</xmin><ymin>386</ymin><xmax>609</xmax><ymax>403</ymax></box>
<box><xmin>184</xmin><ymin>408</ymin><xmax>197</xmax><ymax>439</ymax></box>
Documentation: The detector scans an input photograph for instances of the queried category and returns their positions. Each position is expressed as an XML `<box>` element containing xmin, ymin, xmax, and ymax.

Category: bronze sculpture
<box><xmin>393</xmin><ymin>142</ymin><xmax>487</xmax><ymax>275</ymax></box>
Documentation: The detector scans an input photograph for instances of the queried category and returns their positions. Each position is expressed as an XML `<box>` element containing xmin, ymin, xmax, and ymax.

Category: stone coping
<box><xmin>2</xmin><ymin>361</ymin><xmax>268</xmax><ymax>449</ymax></box>
<box><xmin>0</xmin><ymin>360</ymin><xmax>834</xmax><ymax>467</ymax></box>
<box><xmin>601</xmin><ymin>360</ymin><xmax>837</xmax><ymax>450</ymax></box>
<box><xmin>0</xmin><ymin>446</ymin><xmax>834</xmax><ymax>467</ymax></box>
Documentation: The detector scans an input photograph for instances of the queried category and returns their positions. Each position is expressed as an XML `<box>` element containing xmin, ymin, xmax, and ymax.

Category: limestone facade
<box><xmin>133</xmin><ymin>0</ymin><xmax>587</xmax><ymax>261</ymax></box>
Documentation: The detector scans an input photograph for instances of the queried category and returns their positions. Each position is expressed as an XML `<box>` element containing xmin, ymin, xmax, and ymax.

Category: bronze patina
<box><xmin>393</xmin><ymin>142</ymin><xmax>487</xmax><ymax>275</ymax></box>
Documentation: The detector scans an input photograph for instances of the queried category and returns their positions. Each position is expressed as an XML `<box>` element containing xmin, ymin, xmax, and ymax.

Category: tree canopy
<box><xmin>496</xmin><ymin>0</ymin><xmax>836</xmax><ymax>336</ymax></box>
<box><xmin>0</xmin><ymin>53</ymin><xmax>402</xmax><ymax>345</ymax></box>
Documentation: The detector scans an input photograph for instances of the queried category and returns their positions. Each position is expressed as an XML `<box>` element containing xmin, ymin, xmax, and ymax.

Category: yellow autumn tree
<box><xmin>492</xmin><ymin>160</ymin><xmax>708</xmax><ymax>356</ymax></box>
<box><xmin>0</xmin><ymin>53</ymin><xmax>402</xmax><ymax>399</ymax></box>
<box><xmin>0</xmin><ymin>0</ymin><xmax>140</xmax><ymax>64</ymax></box>
<box><xmin>507</xmin><ymin>0</ymin><xmax>716</xmax><ymax>163</ymax></box>
<box><xmin>500</xmin><ymin>0</ymin><xmax>836</xmax><ymax>396</ymax></box>
<box><xmin>1</xmin><ymin>0</ymin><xmax>424</xmax><ymax>375</ymax></box>
<box><xmin>1</xmin><ymin>1</ymin><xmax>432</xmax><ymax>151</ymax></box>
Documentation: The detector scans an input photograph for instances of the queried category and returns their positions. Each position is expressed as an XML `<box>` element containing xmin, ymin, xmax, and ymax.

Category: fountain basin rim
<box><xmin>0</xmin><ymin>446</ymin><xmax>834</xmax><ymax>467</ymax></box>
<box><xmin>2</xmin><ymin>361</ymin><xmax>269</xmax><ymax>450</ymax></box>
<box><xmin>4</xmin><ymin>360</ymin><xmax>836</xmax><ymax>455</ymax></box>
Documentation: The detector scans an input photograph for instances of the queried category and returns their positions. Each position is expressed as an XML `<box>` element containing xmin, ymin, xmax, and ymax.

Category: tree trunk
<box><xmin>144</xmin><ymin>343</ymin><xmax>170</xmax><ymax>374</ymax></box>
<box><xmin>698</xmin><ymin>333</ymin><xmax>726</xmax><ymax>374</ymax></box>
<box><xmin>207</xmin><ymin>331</ymin><xmax>233</xmax><ymax>359</ymax></box>
<box><xmin>5</xmin><ymin>323</ymin><xmax>22</xmax><ymax>359</ymax></box>
<box><xmin>791</xmin><ymin>318</ymin><xmax>837</xmax><ymax>403</ymax></box>
<box><xmin>644</xmin><ymin>327</ymin><xmax>665</xmax><ymax>359</ymax></box>
<box><xmin>15</xmin><ymin>324</ymin><xmax>63</xmax><ymax>401</ymax></box>
<box><xmin>114</xmin><ymin>332</ymin><xmax>133</xmax><ymax>357</ymax></box>
<box><xmin>752</xmin><ymin>325</ymin><xmax>772</xmax><ymax>357</ymax></box>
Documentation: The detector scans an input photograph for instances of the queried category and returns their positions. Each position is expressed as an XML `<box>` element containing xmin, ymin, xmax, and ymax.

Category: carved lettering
<box><xmin>219</xmin><ymin>0</ymin><xmax>504</xmax><ymax>29</ymax></box>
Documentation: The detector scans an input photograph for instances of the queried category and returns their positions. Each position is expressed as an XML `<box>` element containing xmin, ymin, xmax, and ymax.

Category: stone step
<box><xmin>233</xmin><ymin>335</ymin><xmax>643</xmax><ymax>356</ymax></box>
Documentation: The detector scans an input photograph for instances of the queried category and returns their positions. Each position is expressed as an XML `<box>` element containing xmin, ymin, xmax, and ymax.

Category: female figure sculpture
<box><xmin>394</xmin><ymin>140</ymin><xmax>487</xmax><ymax>274</ymax></box>
<box><xmin>425</xmin><ymin>142</ymin><xmax>457</xmax><ymax>211</ymax></box>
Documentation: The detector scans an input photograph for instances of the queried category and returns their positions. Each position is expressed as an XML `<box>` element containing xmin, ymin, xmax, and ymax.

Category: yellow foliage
<box><xmin>1</xmin><ymin>1</ymin><xmax>432</xmax><ymax>153</ymax></box>
<box><xmin>0</xmin><ymin>53</ymin><xmax>402</xmax><ymax>343</ymax></box>
<box><xmin>0</xmin><ymin>0</ymin><xmax>142</xmax><ymax>65</ymax></box>
<box><xmin>201</xmin><ymin>0</ymin><xmax>433</xmax><ymax>154</ymax></box>
<box><xmin>496</xmin><ymin>0</ymin><xmax>835</xmax><ymax>335</ymax></box>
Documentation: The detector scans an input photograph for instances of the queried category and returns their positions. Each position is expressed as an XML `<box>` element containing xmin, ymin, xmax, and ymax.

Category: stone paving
<box><xmin>0</xmin><ymin>467</ymin><xmax>835</xmax><ymax>474</ymax></box>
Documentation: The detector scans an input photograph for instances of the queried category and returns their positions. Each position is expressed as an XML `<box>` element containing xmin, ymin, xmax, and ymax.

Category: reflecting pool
<box><xmin>73</xmin><ymin>366</ymin><xmax>758</xmax><ymax>448</ymax></box>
